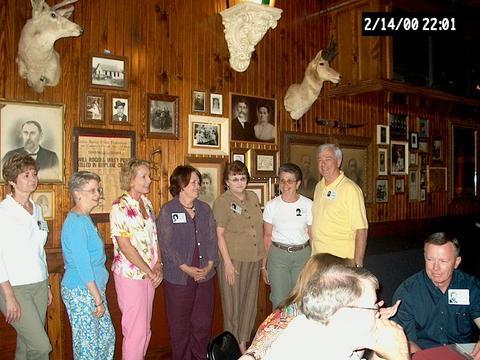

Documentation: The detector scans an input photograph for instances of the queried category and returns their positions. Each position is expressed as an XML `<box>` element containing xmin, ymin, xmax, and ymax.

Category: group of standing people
<box><xmin>0</xmin><ymin>140</ymin><xmax>370</xmax><ymax>359</ymax></box>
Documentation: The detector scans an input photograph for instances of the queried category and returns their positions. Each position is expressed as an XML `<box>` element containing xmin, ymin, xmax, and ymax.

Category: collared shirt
<box><xmin>110</xmin><ymin>192</ymin><xmax>159</xmax><ymax>280</ymax></box>
<box><xmin>311</xmin><ymin>171</ymin><xmax>368</xmax><ymax>258</ymax></box>
<box><xmin>392</xmin><ymin>269</ymin><xmax>480</xmax><ymax>349</ymax></box>
<box><xmin>0</xmin><ymin>195</ymin><xmax>49</xmax><ymax>286</ymax></box>
<box><xmin>157</xmin><ymin>197</ymin><xmax>218</xmax><ymax>285</ymax></box>
<box><xmin>213</xmin><ymin>190</ymin><xmax>264</xmax><ymax>262</ymax></box>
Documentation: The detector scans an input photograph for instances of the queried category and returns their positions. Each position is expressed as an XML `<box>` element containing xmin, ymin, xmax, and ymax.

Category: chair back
<box><xmin>207</xmin><ymin>331</ymin><xmax>242</xmax><ymax>360</ymax></box>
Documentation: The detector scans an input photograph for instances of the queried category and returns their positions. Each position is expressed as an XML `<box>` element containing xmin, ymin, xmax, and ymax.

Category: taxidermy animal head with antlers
<box><xmin>284</xmin><ymin>38</ymin><xmax>341</xmax><ymax>121</ymax></box>
<box><xmin>17</xmin><ymin>0</ymin><xmax>83</xmax><ymax>93</ymax></box>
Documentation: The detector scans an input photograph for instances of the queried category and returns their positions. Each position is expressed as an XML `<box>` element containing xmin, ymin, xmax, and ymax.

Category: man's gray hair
<box><xmin>68</xmin><ymin>171</ymin><xmax>101</xmax><ymax>203</ymax></box>
<box><xmin>317</xmin><ymin>143</ymin><xmax>342</xmax><ymax>162</ymax></box>
<box><xmin>300</xmin><ymin>265</ymin><xmax>379</xmax><ymax>325</ymax></box>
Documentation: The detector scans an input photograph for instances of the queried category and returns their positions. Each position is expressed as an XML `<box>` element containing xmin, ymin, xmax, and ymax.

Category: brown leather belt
<box><xmin>272</xmin><ymin>242</ymin><xmax>310</xmax><ymax>253</ymax></box>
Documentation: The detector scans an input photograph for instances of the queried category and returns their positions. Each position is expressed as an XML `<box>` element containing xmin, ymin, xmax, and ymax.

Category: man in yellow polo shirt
<box><xmin>312</xmin><ymin>144</ymin><xmax>368</xmax><ymax>266</ymax></box>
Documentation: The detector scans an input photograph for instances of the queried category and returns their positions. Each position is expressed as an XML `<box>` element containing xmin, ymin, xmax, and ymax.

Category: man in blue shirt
<box><xmin>392</xmin><ymin>232</ymin><xmax>480</xmax><ymax>358</ymax></box>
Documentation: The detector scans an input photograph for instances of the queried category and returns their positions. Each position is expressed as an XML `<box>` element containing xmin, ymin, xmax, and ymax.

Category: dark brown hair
<box><xmin>169</xmin><ymin>165</ymin><xmax>202</xmax><ymax>196</ymax></box>
<box><xmin>278</xmin><ymin>163</ymin><xmax>303</xmax><ymax>183</ymax></box>
<box><xmin>223</xmin><ymin>160</ymin><xmax>250</xmax><ymax>187</ymax></box>
<box><xmin>2</xmin><ymin>154</ymin><xmax>38</xmax><ymax>193</ymax></box>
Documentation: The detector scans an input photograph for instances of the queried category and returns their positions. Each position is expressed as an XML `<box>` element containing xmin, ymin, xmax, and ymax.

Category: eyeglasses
<box><xmin>280</xmin><ymin>179</ymin><xmax>297</xmax><ymax>185</ymax></box>
<box><xmin>344</xmin><ymin>305</ymin><xmax>379</xmax><ymax>316</ymax></box>
<box><xmin>228</xmin><ymin>176</ymin><xmax>247</xmax><ymax>183</ymax></box>
<box><xmin>80</xmin><ymin>187</ymin><xmax>103</xmax><ymax>196</ymax></box>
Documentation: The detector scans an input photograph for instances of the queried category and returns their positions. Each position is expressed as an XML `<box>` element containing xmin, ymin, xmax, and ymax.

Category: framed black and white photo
<box><xmin>210</xmin><ymin>93</ymin><xmax>223</xmax><ymax>115</ymax></box>
<box><xmin>409</xmin><ymin>170</ymin><xmax>419</xmax><ymax>201</ymax></box>
<box><xmin>247</xmin><ymin>149</ymin><xmax>277</xmax><ymax>177</ymax></box>
<box><xmin>394</xmin><ymin>177</ymin><xmax>405</xmax><ymax>194</ymax></box>
<box><xmin>147</xmin><ymin>93</ymin><xmax>179</xmax><ymax>139</ymax></box>
<box><xmin>231</xmin><ymin>147</ymin><xmax>249</xmax><ymax>164</ymax></box>
<box><xmin>84</xmin><ymin>93</ymin><xmax>105</xmax><ymax>124</ymax></box>
<box><xmin>188</xmin><ymin>115</ymin><xmax>229</xmax><ymax>156</ymax></box>
<box><xmin>418</xmin><ymin>117</ymin><xmax>429</xmax><ymax>138</ymax></box>
<box><xmin>388</xmin><ymin>113</ymin><xmax>408</xmax><ymax>140</ymax></box>
<box><xmin>376</xmin><ymin>179</ymin><xmax>388</xmax><ymax>203</ymax></box>
<box><xmin>32</xmin><ymin>190</ymin><xmax>55</xmax><ymax>220</ymax></box>
<box><xmin>390</xmin><ymin>141</ymin><xmax>409</xmax><ymax>175</ymax></box>
<box><xmin>410</xmin><ymin>132</ymin><xmax>418</xmax><ymax>149</ymax></box>
<box><xmin>193</xmin><ymin>90</ymin><xmax>206</xmax><ymax>112</ymax></box>
<box><xmin>90</xmin><ymin>54</ymin><xmax>128</xmax><ymax>90</ymax></box>
<box><xmin>378</xmin><ymin>148</ymin><xmax>388</xmax><ymax>176</ymax></box>
<box><xmin>376</xmin><ymin>125</ymin><xmax>389</xmax><ymax>145</ymax></box>
<box><xmin>420</xmin><ymin>188</ymin><xmax>426</xmax><ymax>201</ymax></box>
<box><xmin>0</xmin><ymin>100</ymin><xmax>64</xmax><ymax>183</ymax></box>
<box><xmin>432</xmin><ymin>137</ymin><xmax>444</xmax><ymax>163</ymax></box>
<box><xmin>230</xmin><ymin>93</ymin><xmax>277</xmax><ymax>144</ymax></box>
<box><xmin>111</xmin><ymin>95</ymin><xmax>130</xmax><ymax>124</ymax></box>
<box><xmin>185</xmin><ymin>157</ymin><xmax>226</xmax><ymax>208</ymax></box>
<box><xmin>409</xmin><ymin>152</ymin><xmax>418</xmax><ymax>166</ymax></box>
<box><xmin>418</xmin><ymin>141</ymin><xmax>428</xmax><ymax>153</ymax></box>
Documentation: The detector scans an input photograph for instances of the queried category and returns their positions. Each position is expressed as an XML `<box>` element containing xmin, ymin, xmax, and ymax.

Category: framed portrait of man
<box><xmin>0</xmin><ymin>100</ymin><xmax>64</xmax><ymax>183</ymax></box>
<box><xmin>111</xmin><ymin>95</ymin><xmax>130</xmax><ymax>124</ymax></box>
<box><xmin>230</xmin><ymin>93</ymin><xmax>277</xmax><ymax>144</ymax></box>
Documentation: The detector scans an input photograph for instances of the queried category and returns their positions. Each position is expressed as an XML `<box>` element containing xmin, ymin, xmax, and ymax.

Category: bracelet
<box><xmin>95</xmin><ymin>301</ymin><xmax>104</xmax><ymax>308</ymax></box>
<box><xmin>260</xmin><ymin>266</ymin><xmax>266</xmax><ymax>270</ymax></box>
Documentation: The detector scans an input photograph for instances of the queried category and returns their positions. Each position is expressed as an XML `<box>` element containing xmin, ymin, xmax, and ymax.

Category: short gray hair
<box><xmin>68</xmin><ymin>171</ymin><xmax>101</xmax><ymax>203</ymax></box>
<box><xmin>300</xmin><ymin>265</ymin><xmax>379</xmax><ymax>325</ymax></box>
<box><xmin>317</xmin><ymin>143</ymin><xmax>343</xmax><ymax>162</ymax></box>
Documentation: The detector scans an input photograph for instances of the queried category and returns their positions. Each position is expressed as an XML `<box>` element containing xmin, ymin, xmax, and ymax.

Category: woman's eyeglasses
<box><xmin>280</xmin><ymin>179</ymin><xmax>297</xmax><ymax>185</ymax></box>
<box><xmin>80</xmin><ymin>187</ymin><xmax>103</xmax><ymax>196</ymax></box>
<box><xmin>344</xmin><ymin>305</ymin><xmax>379</xmax><ymax>316</ymax></box>
<box><xmin>228</xmin><ymin>177</ymin><xmax>247</xmax><ymax>183</ymax></box>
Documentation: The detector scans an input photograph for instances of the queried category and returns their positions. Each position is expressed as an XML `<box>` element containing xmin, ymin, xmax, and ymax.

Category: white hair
<box><xmin>317</xmin><ymin>143</ymin><xmax>342</xmax><ymax>162</ymax></box>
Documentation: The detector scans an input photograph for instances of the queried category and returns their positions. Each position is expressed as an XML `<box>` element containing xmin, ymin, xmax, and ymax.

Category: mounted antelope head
<box><xmin>284</xmin><ymin>38</ymin><xmax>341</xmax><ymax>121</ymax></box>
<box><xmin>17</xmin><ymin>0</ymin><xmax>83</xmax><ymax>93</ymax></box>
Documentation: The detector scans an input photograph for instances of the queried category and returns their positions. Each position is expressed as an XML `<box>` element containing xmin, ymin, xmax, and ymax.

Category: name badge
<box><xmin>326</xmin><ymin>190</ymin><xmax>336</xmax><ymax>200</ymax></box>
<box><xmin>171</xmin><ymin>213</ymin><xmax>187</xmax><ymax>224</ymax></box>
<box><xmin>448</xmin><ymin>289</ymin><xmax>469</xmax><ymax>305</ymax></box>
<box><xmin>295</xmin><ymin>208</ymin><xmax>304</xmax><ymax>217</ymax></box>
<box><xmin>37</xmin><ymin>220</ymin><xmax>49</xmax><ymax>232</ymax></box>
<box><xmin>230</xmin><ymin>203</ymin><xmax>242</xmax><ymax>214</ymax></box>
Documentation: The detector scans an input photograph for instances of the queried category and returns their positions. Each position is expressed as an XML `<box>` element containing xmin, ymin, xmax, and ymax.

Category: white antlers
<box><xmin>17</xmin><ymin>0</ymin><xmax>83</xmax><ymax>93</ymax></box>
<box><xmin>284</xmin><ymin>38</ymin><xmax>341</xmax><ymax>121</ymax></box>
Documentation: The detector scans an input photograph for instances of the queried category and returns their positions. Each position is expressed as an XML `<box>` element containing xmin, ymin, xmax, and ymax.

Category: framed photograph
<box><xmin>388</xmin><ymin>113</ymin><xmax>408</xmax><ymax>140</ymax></box>
<box><xmin>246</xmin><ymin>181</ymin><xmax>269</xmax><ymax>209</ymax></box>
<box><xmin>230</xmin><ymin>93</ymin><xmax>277</xmax><ymax>144</ymax></box>
<box><xmin>72</xmin><ymin>128</ymin><xmax>135</xmax><ymax>221</ymax></box>
<box><xmin>0</xmin><ymin>99</ymin><xmax>64</xmax><ymax>183</ymax></box>
<box><xmin>84</xmin><ymin>93</ymin><xmax>105</xmax><ymax>124</ymax></box>
<box><xmin>419</xmin><ymin>153</ymin><xmax>427</xmax><ymax>170</ymax></box>
<box><xmin>390</xmin><ymin>141</ymin><xmax>409</xmax><ymax>175</ymax></box>
<box><xmin>418</xmin><ymin>117</ymin><xmax>429</xmax><ymax>138</ymax></box>
<box><xmin>193</xmin><ymin>90</ymin><xmax>206</xmax><ymax>112</ymax></box>
<box><xmin>337</xmin><ymin>136</ymin><xmax>374</xmax><ymax>203</ymax></box>
<box><xmin>409</xmin><ymin>152</ymin><xmax>418</xmax><ymax>166</ymax></box>
<box><xmin>185</xmin><ymin>157</ymin><xmax>226</xmax><ymax>207</ymax></box>
<box><xmin>90</xmin><ymin>54</ymin><xmax>128</xmax><ymax>90</ymax></box>
<box><xmin>376</xmin><ymin>179</ymin><xmax>388</xmax><ymax>203</ymax></box>
<box><xmin>394</xmin><ymin>177</ymin><xmax>405</xmax><ymax>194</ymax></box>
<box><xmin>378</xmin><ymin>148</ymin><xmax>388</xmax><ymax>176</ymax></box>
<box><xmin>409</xmin><ymin>170</ymin><xmax>419</xmax><ymax>201</ymax></box>
<box><xmin>147</xmin><ymin>93</ymin><xmax>179</xmax><ymax>139</ymax></box>
<box><xmin>188</xmin><ymin>115</ymin><xmax>229</xmax><ymax>156</ymax></box>
<box><xmin>32</xmin><ymin>190</ymin><xmax>55</xmax><ymax>220</ymax></box>
<box><xmin>427</xmin><ymin>166</ymin><xmax>447</xmax><ymax>192</ymax></box>
<box><xmin>451</xmin><ymin>124</ymin><xmax>477</xmax><ymax>197</ymax></box>
<box><xmin>111</xmin><ymin>95</ymin><xmax>130</xmax><ymax>124</ymax></box>
<box><xmin>247</xmin><ymin>149</ymin><xmax>277</xmax><ymax>178</ymax></box>
<box><xmin>410</xmin><ymin>132</ymin><xmax>418</xmax><ymax>149</ymax></box>
<box><xmin>420</xmin><ymin>188</ymin><xmax>426</xmax><ymax>201</ymax></box>
<box><xmin>418</xmin><ymin>141</ymin><xmax>428</xmax><ymax>153</ymax></box>
<box><xmin>377</xmin><ymin>125</ymin><xmax>389</xmax><ymax>145</ymax></box>
<box><xmin>210</xmin><ymin>93</ymin><xmax>223</xmax><ymax>115</ymax></box>
<box><xmin>281</xmin><ymin>132</ymin><xmax>329</xmax><ymax>199</ymax></box>
<box><xmin>231</xmin><ymin>147</ymin><xmax>249</xmax><ymax>164</ymax></box>
<box><xmin>420</xmin><ymin>171</ymin><xmax>427</xmax><ymax>188</ymax></box>
<box><xmin>432</xmin><ymin>138</ymin><xmax>444</xmax><ymax>163</ymax></box>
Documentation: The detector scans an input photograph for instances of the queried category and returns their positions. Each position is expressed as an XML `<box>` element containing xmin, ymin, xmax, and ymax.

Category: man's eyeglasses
<box><xmin>344</xmin><ymin>305</ymin><xmax>379</xmax><ymax>316</ymax></box>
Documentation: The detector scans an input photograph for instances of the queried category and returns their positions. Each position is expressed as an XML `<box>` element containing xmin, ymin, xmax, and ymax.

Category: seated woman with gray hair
<box><xmin>61</xmin><ymin>171</ymin><xmax>115</xmax><ymax>359</ymax></box>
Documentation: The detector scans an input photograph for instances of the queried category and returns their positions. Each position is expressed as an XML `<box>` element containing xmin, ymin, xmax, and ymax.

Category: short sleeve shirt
<box><xmin>392</xmin><ymin>269</ymin><xmax>480</xmax><ymax>349</ymax></box>
<box><xmin>263</xmin><ymin>195</ymin><xmax>312</xmax><ymax>246</ymax></box>
<box><xmin>213</xmin><ymin>190</ymin><xmax>264</xmax><ymax>262</ymax></box>
<box><xmin>110</xmin><ymin>192</ymin><xmax>159</xmax><ymax>279</ymax></box>
<box><xmin>311</xmin><ymin>172</ymin><xmax>368</xmax><ymax>258</ymax></box>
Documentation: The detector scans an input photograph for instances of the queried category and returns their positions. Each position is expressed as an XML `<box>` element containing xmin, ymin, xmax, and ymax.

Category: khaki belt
<box><xmin>272</xmin><ymin>241</ymin><xmax>310</xmax><ymax>253</ymax></box>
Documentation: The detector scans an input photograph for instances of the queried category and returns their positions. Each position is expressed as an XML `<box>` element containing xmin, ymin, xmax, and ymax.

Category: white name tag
<box><xmin>37</xmin><ymin>220</ymin><xmax>49</xmax><ymax>232</ymax></box>
<box><xmin>448</xmin><ymin>289</ymin><xmax>469</xmax><ymax>305</ymax></box>
<box><xmin>325</xmin><ymin>190</ymin><xmax>336</xmax><ymax>200</ymax></box>
<box><xmin>171</xmin><ymin>212</ymin><xmax>187</xmax><ymax>223</ymax></box>
<box><xmin>230</xmin><ymin>203</ymin><xmax>242</xmax><ymax>214</ymax></box>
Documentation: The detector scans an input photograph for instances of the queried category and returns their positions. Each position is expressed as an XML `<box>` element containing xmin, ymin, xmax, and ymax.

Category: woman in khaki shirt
<box><xmin>212</xmin><ymin>161</ymin><xmax>264</xmax><ymax>353</ymax></box>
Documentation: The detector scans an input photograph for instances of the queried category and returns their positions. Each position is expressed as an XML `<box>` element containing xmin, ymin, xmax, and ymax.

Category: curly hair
<box><xmin>2</xmin><ymin>154</ymin><xmax>38</xmax><ymax>193</ymax></box>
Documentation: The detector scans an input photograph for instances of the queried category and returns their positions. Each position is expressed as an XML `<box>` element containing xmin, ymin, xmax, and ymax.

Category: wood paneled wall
<box><xmin>1</xmin><ymin>0</ymin><xmax>479</xmax><ymax>358</ymax></box>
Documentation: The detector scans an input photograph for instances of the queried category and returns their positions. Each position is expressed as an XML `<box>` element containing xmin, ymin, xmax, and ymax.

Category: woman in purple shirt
<box><xmin>157</xmin><ymin>165</ymin><xmax>218</xmax><ymax>360</ymax></box>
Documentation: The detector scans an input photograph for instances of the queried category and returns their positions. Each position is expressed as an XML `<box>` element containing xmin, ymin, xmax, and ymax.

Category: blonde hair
<box><xmin>119</xmin><ymin>159</ymin><xmax>150</xmax><ymax>191</ymax></box>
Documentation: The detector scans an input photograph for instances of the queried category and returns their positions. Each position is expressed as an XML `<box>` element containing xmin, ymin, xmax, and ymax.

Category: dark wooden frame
<box><xmin>90</xmin><ymin>53</ymin><xmax>128</xmax><ymax>90</ymax></box>
<box><xmin>230</xmin><ymin>147</ymin><xmax>249</xmax><ymax>164</ymax></box>
<box><xmin>110</xmin><ymin>94</ymin><xmax>131</xmax><ymax>125</ymax></box>
<box><xmin>147</xmin><ymin>93</ymin><xmax>179</xmax><ymax>139</ymax></box>
<box><xmin>375</xmin><ymin>179</ymin><xmax>388</xmax><ymax>203</ymax></box>
<box><xmin>192</xmin><ymin>90</ymin><xmax>207</xmax><ymax>113</ymax></box>
<box><xmin>83</xmin><ymin>93</ymin><xmax>106</xmax><ymax>125</ymax></box>
<box><xmin>248</xmin><ymin>149</ymin><xmax>277</xmax><ymax>178</ymax></box>
<box><xmin>72</xmin><ymin>128</ymin><xmax>136</xmax><ymax>222</ymax></box>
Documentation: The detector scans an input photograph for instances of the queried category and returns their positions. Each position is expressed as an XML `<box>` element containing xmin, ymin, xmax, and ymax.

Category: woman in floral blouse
<box><xmin>110</xmin><ymin>159</ymin><xmax>162</xmax><ymax>359</ymax></box>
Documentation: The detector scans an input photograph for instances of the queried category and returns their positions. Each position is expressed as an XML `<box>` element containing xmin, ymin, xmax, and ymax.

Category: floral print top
<box><xmin>110</xmin><ymin>192</ymin><xmax>159</xmax><ymax>279</ymax></box>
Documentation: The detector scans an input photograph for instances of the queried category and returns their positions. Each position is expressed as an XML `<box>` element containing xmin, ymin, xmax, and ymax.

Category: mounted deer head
<box><xmin>16</xmin><ymin>0</ymin><xmax>83</xmax><ymax>93</ymax></box>
<box><xmin>284</xmin><ymin>37</ymin><xmax>341</xmax><ymax>121</ymax></box>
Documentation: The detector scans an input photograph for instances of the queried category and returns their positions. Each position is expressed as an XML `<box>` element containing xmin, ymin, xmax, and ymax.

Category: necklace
<box><xmin>180</xmin><ymin>200</ymin><xmax>195</xmax><ymax>211</ymax></box>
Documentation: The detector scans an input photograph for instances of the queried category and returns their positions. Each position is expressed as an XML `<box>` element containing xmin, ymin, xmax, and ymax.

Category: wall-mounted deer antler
<box><xmin>284</xmin><ymin>37</ymin><xmax>341</xmax><ymax>120</ymax></box>
<box><xmin>16</xmin><ymin>0</ymin><xmax>84</xmax><ymax>93</ymax></box>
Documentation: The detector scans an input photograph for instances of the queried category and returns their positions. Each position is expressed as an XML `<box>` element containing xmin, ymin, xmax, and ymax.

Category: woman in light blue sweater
<box><xmin>61</xmin><ymin>171</ymin><xmax>115</xmax><ymax>359</ymax></box>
